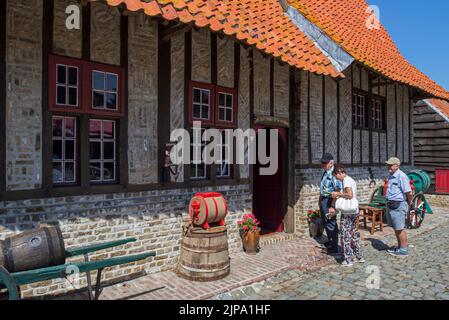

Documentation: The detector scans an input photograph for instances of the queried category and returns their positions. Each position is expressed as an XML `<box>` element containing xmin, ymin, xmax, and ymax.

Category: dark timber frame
<box><xmin>0</xmin><ymin>0</ymin><xmax>6</xmax><ymax>195</ymax></box>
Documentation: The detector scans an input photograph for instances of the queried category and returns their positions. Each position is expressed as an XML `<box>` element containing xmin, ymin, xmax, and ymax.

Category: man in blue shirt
<box><xmin>318</xmin><ymin>153</ymin><xmax>342</xmax><ymax>254</ymax></box>
<box><xmin>385</xmin><ymin>157</ymin><xmax>413</xmax><ymax>257</ymax></box>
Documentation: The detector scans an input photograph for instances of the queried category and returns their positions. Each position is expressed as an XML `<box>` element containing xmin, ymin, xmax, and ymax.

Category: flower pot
<box><xmin>241</xmin><ymin>229</ymin><xmax>260</xmax><ymax>255</ymax></box>
<box><xmin>309</xmin><ymin>218</ymin><xmax>324</xmax><ymax>238</ymax></box>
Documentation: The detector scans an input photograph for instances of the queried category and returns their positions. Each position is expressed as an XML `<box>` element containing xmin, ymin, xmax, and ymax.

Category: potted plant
<box><xmin>307</xmin><ymin>210</ymin><xmax>324</xmax><ymax>238</ymax></box>
<box><xmin>237</xmin><ymin>213</ymin><xmax>261</xmax><ymax>255</ymax></box>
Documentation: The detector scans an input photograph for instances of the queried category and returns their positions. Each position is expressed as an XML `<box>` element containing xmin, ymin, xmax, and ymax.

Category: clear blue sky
<box><xmin>368</xmin><ymin>0</ymin><xmax>449</xmax><ymax>91</ymax></box>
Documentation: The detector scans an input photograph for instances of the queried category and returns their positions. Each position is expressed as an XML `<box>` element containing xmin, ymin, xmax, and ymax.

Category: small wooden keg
<box><xmin>0</xmin><ymin>226</ymin><xmax>66</xmax><ymax>273</ymax></box>
<box><xmin>189</xmin><ymin>192</ymin><xmax>228</xmax><ymax>229</ymax></box>
<box><xmin>178</xmin><ymin>226</ymin><xmax>230</xmax><ymax>281</ymax></box>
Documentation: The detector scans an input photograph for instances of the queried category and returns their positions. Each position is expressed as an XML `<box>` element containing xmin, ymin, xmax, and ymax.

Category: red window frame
<box><xmin>189</xmin><ymin>81</ymin><xmax>215</xmax><ymax>126</ymax></box>
<box><xmin>215</xmin><ymin>86</ymin><xmax>238</xmax><ymax>128</ymax></box>
<box><xmin>49</xmin><ymin>54</ymin><xmax>125</xmax><ymax>117</ymax></box>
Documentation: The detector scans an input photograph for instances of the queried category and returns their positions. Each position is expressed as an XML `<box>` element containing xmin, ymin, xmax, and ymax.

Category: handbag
<box><xmin>335</xmin><ymin>197</ymin><xmax>359</xmax><ymax>214</ymax></box>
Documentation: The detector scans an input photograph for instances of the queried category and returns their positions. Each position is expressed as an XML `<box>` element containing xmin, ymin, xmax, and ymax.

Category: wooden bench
<box><xmin>0</xmin><ymin>237</ymin><xmax>155</xmax><ymax>300</ymax></box>
<box><xmin>357</xmin><ymin>205</ymin><xmax>384</xmax><ymax>235</ymax></box>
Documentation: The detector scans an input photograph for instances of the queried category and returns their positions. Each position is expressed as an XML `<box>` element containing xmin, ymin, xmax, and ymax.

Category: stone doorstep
<box><xmin>259</xmin><ymin>232</ymin><xmax>298</xmax><ymax>247</ymax></box>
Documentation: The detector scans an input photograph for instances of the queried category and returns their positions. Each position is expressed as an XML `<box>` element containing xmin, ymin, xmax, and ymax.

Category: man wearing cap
<box><xmin>319</xmin><ymin>153</ymin><xmax>343</xmax><ymax>254</ymax></box>
<box><xmin>385</xmin><ymin>157</ymin><xmax>413</xmax><ymax>257</ymax></box>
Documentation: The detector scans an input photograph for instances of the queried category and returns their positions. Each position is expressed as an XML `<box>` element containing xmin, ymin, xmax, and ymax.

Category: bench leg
<box><xmin>371</xmin><ymin>212</ymin><xmax>376</xmax><ymax>235</ymax></box>
<box><xmin>94</xmin><ymin>268</ymin><xmax>104</xmax><ymax>300</ymax></box>
<box><xmin>0</xmin><ymin>266</ymin><xmax>20</xmax><ymax>300</ymax></box>
<box><xmin>379</xmin><ymin>211</ymin><xmax>384</xmax><ymax>232</ymax></box>
<box><xmin>84</xmin><ymin>254</ymin><xmax>94</xmax><ymax>300</ymax></box>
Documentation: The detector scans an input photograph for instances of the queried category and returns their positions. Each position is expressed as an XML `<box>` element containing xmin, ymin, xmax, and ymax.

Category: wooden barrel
<box><xmin>177</xmin><ymin>226</ymin><xmax>230</xmax><ymax>281</ymax></box>
<box><xmin>0</xmin><ymin>226</ymin><xmax>66</xmax><ymax>273</ymax></box>
<box><xmin>189</xmin><ymin>192</ymin><xmax>228</xmax><ymax>229</ymax></box>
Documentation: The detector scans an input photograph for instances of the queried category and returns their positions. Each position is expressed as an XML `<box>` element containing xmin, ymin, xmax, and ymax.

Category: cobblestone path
<box><xmin>215</xmin><ymin>214</ymin><xmax>449</xmax><ymax>300</ymax></box>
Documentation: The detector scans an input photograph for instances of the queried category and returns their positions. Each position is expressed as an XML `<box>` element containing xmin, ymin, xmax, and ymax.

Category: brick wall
<box><xmin>0</xmin><ymin>184</ymin><xmax>252</xmax><ymax>297</ymax></box>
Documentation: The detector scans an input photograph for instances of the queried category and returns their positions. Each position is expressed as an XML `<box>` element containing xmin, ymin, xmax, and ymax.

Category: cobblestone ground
<box><xmin>215</xmin><ymin>209</ymin><xmax>449</xmax><ymax>300</ymax></box>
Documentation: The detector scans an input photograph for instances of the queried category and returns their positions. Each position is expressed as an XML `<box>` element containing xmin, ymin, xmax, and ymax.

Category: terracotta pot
<box><xmin>241</xmin><ymin>229</ymin><xmax>260</xmax><ymax>255</ymax></box>
<box><xmin>309</xmin><ymin>218</ymin><xmax>324</xmax><ymax>238</ymax></box>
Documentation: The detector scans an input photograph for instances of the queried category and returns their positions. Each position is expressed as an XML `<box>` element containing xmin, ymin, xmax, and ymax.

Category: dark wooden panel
<box><xmin>414</xmin><ymin>121</ymin><xmax>449</xmax><ymax>130</ymax></box>
<box><xmin>414</xmin><ymin>129</ymin><xmax>449</xmax><ymax>138</ymax></box>
<box><xmin>413</xmin><ymin>113</ymin><xmax>446</xmax><ymax>123</ymax></box>
<box><xmin>0</xmin><ymin>0</ymin><xmax>6</xmax><ymax>194</ymax></box>
<box><xmin>119</xmin><ymin>13</ymin><xmax>129</xmax><ymax>186</ymax></box>
<box><xmin>415</xmin><ymin>138</ymin><xmax>449</xmax><ymax>146</ymax></box>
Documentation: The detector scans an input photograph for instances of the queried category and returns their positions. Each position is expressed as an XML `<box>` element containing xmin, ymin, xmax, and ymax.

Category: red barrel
<box><xmin>189</xmin><ymin>192</ymin><xmax>228</xmax><ymax>229</ymax></box>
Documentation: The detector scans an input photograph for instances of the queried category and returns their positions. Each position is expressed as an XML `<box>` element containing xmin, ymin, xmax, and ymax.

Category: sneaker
<box><xmin>354</xmin><ymin>257</ymin><xmax>366</xmax><ymax>263</ymax></box>
<box><xmin>388</xmin><ymin>248</ymin><xmax>409</xmax><ymax>257</ymax></box>
<box><xmin>386</xmin><ymin>246</ymin><xmax>398</xmax><ymax>254</ymax></box>
<box><xmin>341</xmin><ymin>260</ymin><xmax>354</xmax><ymax>267</ymax></box>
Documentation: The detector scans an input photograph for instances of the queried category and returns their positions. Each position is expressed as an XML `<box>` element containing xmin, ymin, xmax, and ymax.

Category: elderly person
<box><xmin>318</xmin><ymin>153</ymin><xmax>342</xmax><ymax>254</ymax></box>
<box><xmin>385</xmin><ymin>157</ymin><xmax>413</xmax><ymax>257</ymax></box>
<box><xmin>332</xmin><ymin>165</ymin><xmax>364</xmax><ymax>266</ymax></box>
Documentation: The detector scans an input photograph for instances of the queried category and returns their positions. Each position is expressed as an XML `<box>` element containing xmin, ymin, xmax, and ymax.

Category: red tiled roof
<box><xmin>287</xmin><ymin>0</ymin><xmax>449</xmax><ymax>100</ymax></box>
<box><xmin>105</xmin><ymin>0</ymin><xmax>341</xmax><ymax>77</ymax></box>
<box><xmin>427</xmin><ymin>99</ymin><xmax>449</xmax><ymax>119</ymax></box>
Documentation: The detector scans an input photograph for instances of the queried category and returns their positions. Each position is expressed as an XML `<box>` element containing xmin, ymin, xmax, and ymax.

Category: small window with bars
<box><xmin>56</xmin><ymin>64</ymin><xmax>79</xmax><ymax>107</ymax></box>
<box><xmin>217</xmin><ymin>130</ymin><xmax>232</xmax><ymax>178</ymax></box>
<box><xmin>92</xmin><ymin>71</ymin><xmax>119</xmax><ymax>111</ymax></box>
<box><xmin>352</xmin><ymin>93</ymin><xmax>367</xmax><ymax>128</ymax></box>
<box><xmin>52</xmin><ymin>116</ymin><xmax>77</xmax><ymax>184</ymax></box>
<box><xmin>192</xmin><ymin>87</ymin><xmax>211</xmax><ymax>121</ymax></box>
<box><xmin>190</xmin><ymin>127</ymin><xmax>208</xmax><ymax>180</ymax></box>
<box><xmin>89</xmin><ymin>119</ymin><xmax>116</xmax><ymax>182</ymax></box>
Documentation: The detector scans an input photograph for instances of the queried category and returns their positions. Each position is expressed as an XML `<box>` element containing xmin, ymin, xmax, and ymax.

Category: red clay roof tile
<box><xmin>287</xmin><ymin>0</ymin><xmax>449</xmax><ymax>100</ymax></box>
<box><xmin>427</xmin><ymin>99</ymin><xmax>449</xmax><ymax>120</ymax></box>
<box><xmin>105</xmin><ymin>0</ymin><xmax>342</xmax><ymax>78</ymax></box>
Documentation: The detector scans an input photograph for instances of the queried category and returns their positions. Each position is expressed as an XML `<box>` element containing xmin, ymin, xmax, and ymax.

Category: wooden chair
<box><xmin>357</xmin><ymin>206</ymin><xmax>384</xmax><ymax>235</ymax></box>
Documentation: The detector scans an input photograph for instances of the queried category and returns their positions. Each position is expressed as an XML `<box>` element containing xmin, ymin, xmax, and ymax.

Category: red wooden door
<box><xmin>253</xmin><ymin>127</ymin><xmax>287</xmax><ymax>233</ymax></box>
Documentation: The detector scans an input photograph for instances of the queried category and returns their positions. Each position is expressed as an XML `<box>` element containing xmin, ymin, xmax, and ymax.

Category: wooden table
<box><xmin>357</xmin><ymin>205</ymin><xmax>384</xmax><ymax>235</ymax></box>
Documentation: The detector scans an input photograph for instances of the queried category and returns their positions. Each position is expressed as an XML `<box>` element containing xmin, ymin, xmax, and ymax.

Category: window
<box><xmin>49</xmin><ymin>55</ymin><xmax>124</xmax><ymax>186</ymax></box>
<box><xmin>89</xmin><ymin>120</ymin><xmax>116</xmax><ymax>182</ymax></box>
<box><xmin>192</xmin><ymin>87</ymin><xmax>211</xmax><ymax>121</ymax></box>
<box><xmin>190</xmin><ymin>127</ymin><xmax>208</xmax><ymax>180</ymax></box>
<box><xmin>217</xmin><ymin>130</ymin><xmax>231</xmax><ymax>178</ymax></box>
<box><xmin>372</xmin><ymin>98</ymin><xmax>385</xmax><ymax>130</ymax></box>
<box><xmin>216</xmin><ymin>87</ymin><xmax>237</xmax><ymax>127</ymax></box>
<box><xmin>352</xmin><ymin>93</ymin><xmax>366</xmax><ymax>128</ymax></box>
<box><xmin>52</xmin><ymin>116</ymin><xmax>77</xmax><ymax>184</ymax></box>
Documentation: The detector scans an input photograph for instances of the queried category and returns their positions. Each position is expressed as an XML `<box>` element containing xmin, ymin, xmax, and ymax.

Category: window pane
<box><xmin>103</xmin><ymin>121</ymin><xmax>114</xmax><ymax>139</ymax></box>
<box><xmin>103</xmin><ymin>162</ymin><xmax>115</xmax><ymax>180</ymax></box>
<box><xmin>106</xmin><ymin>74</ymin><xmax>118</xmax><ymax>91</ymax></box>
<box><xmin>193</xmin><ymin>88</ymin><xmax>201</xmax><ymax>103</ymax></box>
<box><xmin>57</xmin><ymin>85</ymin><xmax>66</xmax><ymax>105</ymax></box>
<box><xmin>65</xmin><ymin>162</ymin><xmax>75</xmax><ymax>182</ymax></box>
<box><xmin>197</xmin><ymin>164</ymin><xmax>205</xmax><ymax>178</ymax></box>
<box><xmin>65</xmin><ymin>140</ymin><xmax>75</xmax><ymax>160</ymax></box>
<box><xmin>89</xmin><ymin>120</ymin><xmax>101</xmax><ymax>138</ymax></box>
<box><xmin>103</xmin><ymin>142</ymin><xmax>114</xmax><ymax>160</ymax></box>
<box><xmin>219</xmin><ymin>108</ymin><xmax>225</xmax><ymax>121</ymax></box>
<box><xmin>201</xmin><ymin>90</ymin><xmax>209</xmax><ymax>105</ymax></box>
<box><xmin>90</xmin><ymin>142</ymin><xmax>101</xmax><ymax>160</ymax></box>
<box><xmin>219</xmin><ymin>93</ymin><xmax>225</xmax><ymax>106</ymax></box>
<box><xmin>93</xmin><ymin>91</ymin><xmax>105</xmax><ymax>108</ymax></box>
<box><xmin>52</xmin><ymin>117</ymin><xmax>63</xmax><ymax>137</ymax></box>
<box><xmin>226</xmin><ymin>94</ymin><xmax>232</xmax><ymax>107</ymax></box>
<box><xmin>93</xmin><ymin>71</ymin><xmax>104</xmax><ymax>90</ymax></box>
<box><xmin>68</xmin><ymin>67</ymin><xmax>77</xmax><ymax>86</ymax></box>
<box><xmin>226</xmin><ymin>109</ymin><xmax>232</xmax><ymax>121</ymax></box>
<box><xmin>193</xmin><ymin>104</ymin><xmax>201</xmax><ymax>118</ymax></box>
<box><xmin>68</xmin><ymin>87</ymin><xmax>77</xmax><ymax>106</ymax></box>
<box><xmin>202</xmin><ymin>105</ymin><xmax>209</xmax><ymax>119</ymax></box>
<box><xmin>57</xmin><ymin>65</ymin><xmax>66</xmax><ymax>84</ymax></box>
<box><xmin>52</xmin><ymin>162</ymin><xmax>63</xmax><ymax>183</ymax></box>
<box><xmin>90</xmin><ymin>162</ymin><xmax>102</xmax><ymax>181</ymax></box>
<box><xmin>106</xmin><ymin>93</ymin><xmax>117</xmax><ymax>110</ymax></box>
<box><xmin>53</xmin><ymin>140</ymin><xmax>62</xmax><ymax>160</ymax></box>
<box><xmin>65</xmin><ymin>118</ymin><xmax>75</xmax><ymax>138</ymax></box>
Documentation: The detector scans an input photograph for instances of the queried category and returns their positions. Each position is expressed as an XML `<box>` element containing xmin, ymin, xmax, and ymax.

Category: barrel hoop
<box><xmin>181</xmin><ymin>243</ymin><xmax>228</xmax><ymax>254</ymax></box>
<box><xmin>43</xmin><ymin>227</ymin><xmax>56</xmax><ymax>265</ymax></box>
<box><xmin>187</xmin><ymin>229</ymin><xmax>228</xmax><ymax>238</ymax></box>
<box><xmin>4</xmin><ymin>238</ymin><xmax>14</xmax><ymax>272</ymax></box>
<box><xmin>179</xmin><ymin>260</ymin><xmax>230</xmax><ymax>272</ymax></box>
<box><xmin>211</xmin><ymin>197</ymin><xmax>219</xmax><ymax>222</ymax></box>
<box><xmin>55</xmin><ymin>226</ymin><xmax>65</xmax><ymax>263</ymax></box>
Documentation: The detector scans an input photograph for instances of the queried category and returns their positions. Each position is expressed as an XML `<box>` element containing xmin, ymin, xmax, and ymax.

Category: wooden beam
<box><xmin>270</xmin><ymin>58</ymin><xmax>274</xmax><ymax>117</ymax></box>
<box><xmin>42</xmin><ymin>0</ymin><xmax>54</xmax><ymax>193</ymax></box>
<box><xmin>119</xmin><ymin>13</ymin><xmax>129</xmax><ymax>186</ymax></box>
<box><xmin>307</xmin><ymin>72</ymin><xmax>312</xmax><ymax>164</ymax></box>
<box><xmin>233</xmin><ymin>42</ymin><xmax>241</xmax><ymax>181</ymax></box>
<box><xmin>161</xmin><ymin>23</ymin><xmax>193</xmax><ymax>42</ymax></box>
<box><xmin>0</xmin><ymin>0</ymin><xmax>6</xmax><ymax>194</ymax></box>
<box><xmin>183</xmin><ymin>30</ymin><xmax>192</xmax><ymax>182</ymax></box>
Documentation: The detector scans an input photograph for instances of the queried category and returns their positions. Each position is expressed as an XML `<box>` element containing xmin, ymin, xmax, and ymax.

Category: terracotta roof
<box><xmin>286</xmin><ymin>0</ymin><xmax>449</xmax><ymax>100</ymax></box>
<box><xmin>427</xmin><ymin>99</ymin><xmax>449</xmax><ymax>120</ymax></box>
<box><xmin>105</xmin><ymin>0</ymin><xmax>341</xmax><ymax>77</ymax></box>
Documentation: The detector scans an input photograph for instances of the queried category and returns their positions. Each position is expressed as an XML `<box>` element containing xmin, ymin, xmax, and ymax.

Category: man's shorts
<box><xmin>386</xmin><ymin>201</ymin><xmax>409</xmax><ymax>231</ymax></box>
